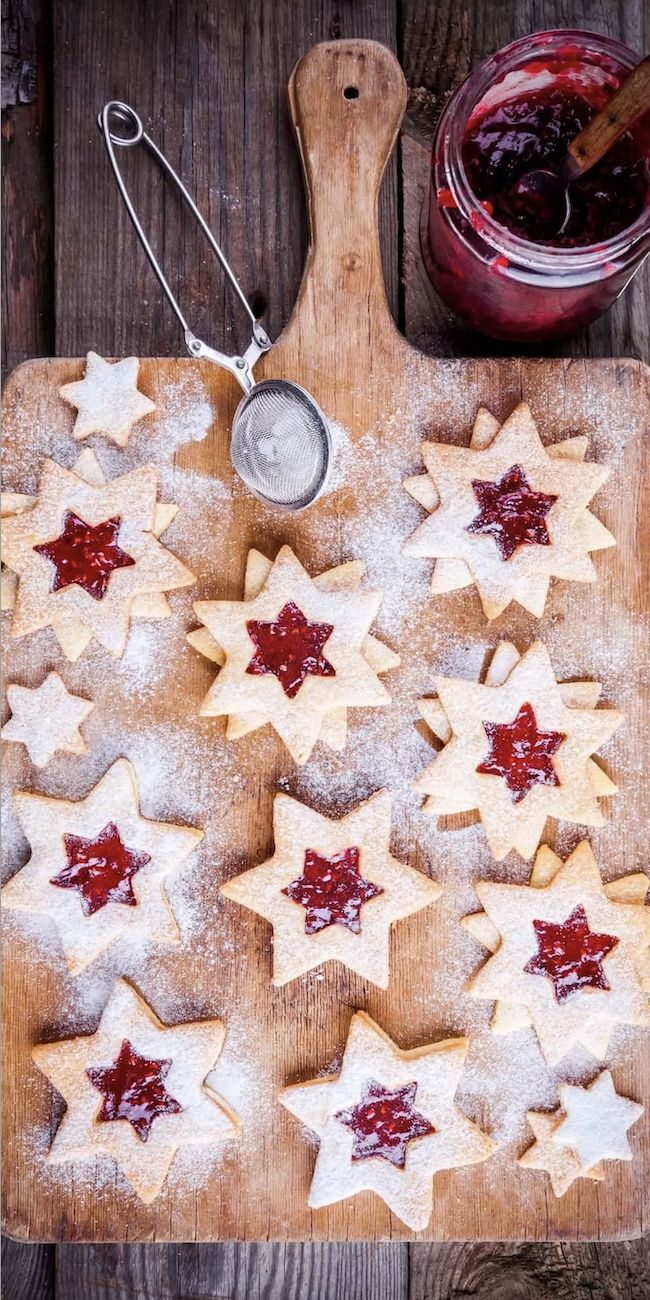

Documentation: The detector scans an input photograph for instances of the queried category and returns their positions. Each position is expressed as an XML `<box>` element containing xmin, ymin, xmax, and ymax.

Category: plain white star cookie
<box><xmin>220</xmin><ymin>790</ymin><xmax>441</xmax><ymax>987</ymax></box>
<box><xmin>403</xmin><ymin>403</ymin><xmax>614</xmax><ymax>620</ymax></box>
<box><xmin>2</xmin><ymin>758</ymin><xmax>203</xmax><ymax>973</ymax></box>
<box><xmin>280</xmin><ymin>1011</ymin><xmax>495</xmax><ymax>1231</ymax></box>
<box><xmin>59</xmin><ymin>352</ymin><xmax>156</xmax><ymax>447</ymax></box>
<box><xmin>416</xmin><ymin>640</ymin><xmax>622</xmax><ymax>860</ymax></box>
<box><xmin>518</xmin><ymin>1110</ymin><xmax>605</xmax><ymax>1198</ymax></box>
<box><xmin>462</xmin><ymin>841</ymin><xmax>650</xmax><ymax>1065</ymax></box>
<box><xmin>189</xmin><ymin>545</ymin><xmax>399</xmax><ymax>766</ymax></box>
<box><xmin>2</xmin><ymin>671</ymin><xmax>93</xmax><ymax>768</ymax></box>
<box><xmin>32</xmin><ymin>979</ymin><xmax>240</xmax><ymax>1202</ymax></box>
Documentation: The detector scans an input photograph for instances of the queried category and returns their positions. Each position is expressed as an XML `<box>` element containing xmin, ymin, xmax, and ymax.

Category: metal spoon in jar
<box><xmin>507</xmin><ymin>54</ymin><xmax>650</xmax><ymax>241</ymax></box>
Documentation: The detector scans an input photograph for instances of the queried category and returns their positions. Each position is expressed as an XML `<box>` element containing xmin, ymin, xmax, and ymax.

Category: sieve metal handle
<box><xmin>98</xmin><ymin>100</ymin><xmax>272</xmax><ymax>392</ymax></box>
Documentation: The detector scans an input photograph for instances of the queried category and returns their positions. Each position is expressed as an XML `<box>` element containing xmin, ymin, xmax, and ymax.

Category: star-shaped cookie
<box><xmin>2</xmin><ymin>671</ymin><xmax>93</xmax><ymax>768</ymax></box>
<box><xmin>2</xmin><ymin>758</ymin><xmax>203</xmax><ymax>973</ymax></box>
<box><xmin>415</xmin><ymin>640</ymin><xmax>622</xmax><ymax>860</ymax></box>
<box><xmin>518</xmin><ymin>1110</ymin><xmax>606</xmax><ymax>1197</ymax></box>
<box><xmin>462</xmin><ymin>841</ymin><xmax>650</xmax><ymax>1065</ymax></box>
<box><xmin>280</xmin><ymin>1011</ymin><xmax>495</xmax><ymax>1231</ymax></box>
<box><xmin>190</xmin><ymin>545</ymin><xmax>399</xmax><ymax>765</ymax></box>
<box><xmin>220</xmin><ymin>790</ymin><xmax>441</xmax><ymax>987</ymax></box>
<box><xmin>59</xmin><ymin>352</ymin><xmax>156</xmax><ymax>447</ymax></box>
<box><xmin>519</xmin><ymin>1072</ymin><xmax>644</xmax><ymax>1196</ymax></box>
<box><xmin>403</xmin><ymin>403</ymin><xmax>614</xmax><ymax>619</ymax></box>
<box><xmin>31</xmin><ymin>978</ymin><xmax>240</xmax><ymax>1202</ymax></box>
<box><xmin>1</xmin><ymin>447</ymin><xmax>193</xmax><ymax>659</ymax></box>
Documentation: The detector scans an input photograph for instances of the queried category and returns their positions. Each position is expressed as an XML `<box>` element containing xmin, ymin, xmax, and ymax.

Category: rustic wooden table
<box><xmin>2</xmin><ymin>0</ymin><xmax>649</xmax><ymax>1296</ymax></box>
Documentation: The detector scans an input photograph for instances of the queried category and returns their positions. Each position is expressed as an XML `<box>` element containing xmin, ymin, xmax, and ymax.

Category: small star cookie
<box><xmin>280</xmin><ymin>1010</ymin><xmax>495</xmax><ymax>1231</ymax></box>
<box><xmin>220</xmin><ymin>790</ymin><xmax>441</xmax><ymax>987</ymax></box>
<box><xmin>519</xmin><ymin>1072</ymin><xmax>644</xmax><ymax>1196</ymax></box>
<box><xmin>462</xmin><ymin>841</ymin><xmax>650</xmax><ymax>1065</ymax></box>
<box><xmin>59</xmin><ymin>352</ymin><xmax>156</xmax><ymax>447</ymax></box>
<box><xmin>415</xmin><ymin>640</ymin><xmax>622</xmax><ymax>860</ymax></box>
<box><xmin>403</xmin><ymin>403</ymin><xmax>614</xmax><ymax>619</ymax></box>
<box><xmin>1</xmin><ymin>448</ymin><xmax>193</xmax><ymax>659</ymax></box>
<box><xmin>2</xmin><ymin>758</ymin><xmax>203</xmax><ymax>973</ymax></box>
<box><xmin>189</xmin><ymin>545</ymin><xmax>399</xmax><ymax>765</ymax></box>
<box><xmin>32</xmin><ymin>978</ymin><xmax>240</xmax><ymax>1202</ymax></box>
<box><xmin>2</xmin><ymin>671</ymin><xmax>93</xmax><ymax>768</ymax></box>
<box><xmin>518</xmin><ymin>1111</ymin><xmax>605</xmax><ymax>1197</ymax></box>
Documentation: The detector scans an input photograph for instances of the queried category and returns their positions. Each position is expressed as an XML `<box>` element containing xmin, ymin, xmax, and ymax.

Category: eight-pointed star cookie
<box><xmin>192</xmin><ymin>545</ymin><xmax>397</xmax><ymax>765</ymax></box>
<box><xmin>415</xmin><ymin>640</ymin><xmax>622</xmax><ymax>860</ymax></box>
<box><xmin>1</xmin><ymin>451</ymin><xmax>194</xmax><ymax>658</ymax></box>
<box><xmin>2</xmin><ymin>758</ymin><xmax>203</xmax><ymax>973</ymax></box>
<box><xmin>31</xmin><ymin>978</ymin><xmax>240</xmax><ymax>1202</ymax></box>
<box><xmin>220</xmin><ymin>790</ymin><xmax>442</xmax><ymax>987</ymax></box>
<box><xmin>2</xmin><ymin>671</ymin><xmax>93</xmax><ymax>768</ymax></box>
<box><xmin>59</xmin><ymin>352</ymin><xmax>156</xmax><ymax>447</ymax></box>
<box><xmin>403</xmin><ymin>403</ymin><xmax>614</xmax><ymax>619</ymax></box>
<box><xmin>462</xmin><ymin>841</ymin><xmax>650</xmax><ymax>1065</ymax></box>
<box><xmin>280</xmin><ymin>1010</ymin><xmax>495</xmax><ymax>1231</ymax></box>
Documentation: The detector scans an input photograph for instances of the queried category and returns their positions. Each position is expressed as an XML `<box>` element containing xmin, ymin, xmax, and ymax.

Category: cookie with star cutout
<box><xmin>220</xmin><ymin>790</ymin><xmax>441</xmax><ymax>987</ymax></box>
<box><xmin>462</xmin><ymin>841</ymin><xmax>650</xmax><ymax>1065</ymax></box>
<box><xmin>415</xmin><ymin>640</ymin><xmax>622</xmax><ymax>860</ymax></box>
<box><xmin>403</xmin><ymin>403</ymin><xmax>614</xmax><ymax>619</ymax></box>
<box><xmin>31</xmin><ymin>978</ymin><xmax>240</xmax><ymax>1203</ymax></box>
<box><xmin>2</xmin><ymin>758</ymin><xmax>203</xmax><ymax>973</ymax></box>
<box><xmin>280</xmin><ymin>1010</ymin><xmax>495</xmax><ymax>1231</ymax></box>
<box><xmin>189</xmin><ymin>545</ymin><xmax>399</xmax><ymax>765</ymax></box>
<box><xmin>1</xmin><ymin>447</ymin><xmax>193</xmax><ymax>659</ymax></box>
<box><xmin>59</xmin><ymin>352</ymin><xmax>156</xmax><ymax>447</ymax></box>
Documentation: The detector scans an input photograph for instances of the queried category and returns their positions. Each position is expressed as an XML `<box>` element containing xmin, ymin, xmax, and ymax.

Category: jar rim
<box><xmin>440</xmin><ymin>27</ymin><xmax>650</xmax><ymax>270</ymax></box>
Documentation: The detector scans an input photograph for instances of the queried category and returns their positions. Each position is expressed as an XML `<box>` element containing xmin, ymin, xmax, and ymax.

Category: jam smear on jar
<box><xmin>86</xmin><ymin>1039</ymin><xmax>183</xmax><ymax>1141</ymax></box>
<box><xmin>34</xmin><ymin>511</ymin><xmax>135</xmax><ymax>600</ymax></box>
<box><xmin>335</xmin><ymin>1079</ymin><xmax>435</xmax><ymax>1167</ymax></box>
<box><xmin>283</xmin><ymin>846</ymin><xmax>383</xmax><ymax>934</ymax></box>
<box><xmin>524</xmin><ymin>904</ymin><xmax>618</xmax><ymax>1002</ymax></box>
<box><xmin>246</xmin><ymin>601</ymin><xmax>335</xmax><ymax>699</ymax></box>
<box><xmin>476</xmin><ymin>701</ymin><xmax>565</xmax><ymax>802</ymax></box>
<box><xmin>51</xmin><ymin>822</ymin><xmax>151</xmax><ymax>916</ymax></box>
<box><xmin>466</xmin><ymin>464</ymin><xmax>557</xmax><ymax>560</ymax></box>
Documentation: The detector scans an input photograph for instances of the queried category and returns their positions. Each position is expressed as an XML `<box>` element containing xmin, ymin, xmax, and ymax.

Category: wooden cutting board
<box><xmin>2</xmin><ymin>40</ymin><xmax>649</xmax><ymax>1243</ymax></box>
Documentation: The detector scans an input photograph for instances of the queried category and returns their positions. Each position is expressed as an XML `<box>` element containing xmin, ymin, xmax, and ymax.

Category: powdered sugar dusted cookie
<box><xmin>416</xmin><ymin>640</ymin><xmax>622</xmax><ymax>860</ymax></box>
<box><xmin>2</xmin><ymin>671</ymin><xmax>93</xmax><ymax>768</ymax></box>
<box><xmin>519</xmin><ymin>1072</ymin><xmax>643</xmax><ymax>1197</ymax></box>
<box><xmin>2</xmin><ymin>758</ymin><xmax>203</xmax><ymax>973</ymax></box>
<box><xmin>518</xmin><ymin>1110</ymin><xmax>605</xmax><ymax>1198</ymax></box>
<box><xmin>280</xmin><ymin>1010</ymin><xmax>495</xmax><ymax>1231</ymax></box>
<box><xmin>220</xmin><ymin>790</ymin><xmax>441</xmax><ymax>988</ymax></box>
<box><xmin>190</xmin><ymin>545</ymin><xmax>399</xmax><ymax>766</ymax></box>
<box><xmin>31</xmin><ymin>978</ymin><xmax>240</xmax><ymax>1203</ymax></box>
<box><xmin>1</xmin><ymin>448</ymin><xmax>194</xmax><ymax>659</ymax></box>
<box><xmin>403</xmin><ymin>403</ymin><xmax>614</xmax><ymax>620</ymax></box>
<box><xmin>462</xmin><ymin>841</ymin><xmax>650</xmax><ymax>1065</ymax></box>
<box><xmin>59</xmin><ymin>352</ymin><xmax>155</xmax><ymax>447</ymax></box>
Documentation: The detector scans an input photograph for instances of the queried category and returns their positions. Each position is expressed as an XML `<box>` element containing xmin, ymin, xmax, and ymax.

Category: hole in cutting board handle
<box><xmin>343</xmin><ymin>85</ymin><xmax>359</xmax><ymax>100</ymax></box>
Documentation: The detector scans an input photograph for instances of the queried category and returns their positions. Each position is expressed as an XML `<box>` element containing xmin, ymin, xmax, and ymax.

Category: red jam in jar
<box><xmin>424</xmin><ymin>31</ymin><xmax>650</xmax><ymax>341</ymax></box>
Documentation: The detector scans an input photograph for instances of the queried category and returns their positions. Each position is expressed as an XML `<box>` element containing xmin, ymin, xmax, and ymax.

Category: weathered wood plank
<box><xmin>408</xmin><ymin>1240</ymin><xmax>650</xmax><ymax>1300</ymax></box>
<box><xmin>0</xmin><ymin>1238</ymin><xmax>54</xmax><ymax>1300</ymax></box>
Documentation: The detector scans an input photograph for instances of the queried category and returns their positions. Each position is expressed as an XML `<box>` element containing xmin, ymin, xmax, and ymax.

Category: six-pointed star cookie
<box><xmin>2</xmin><ymin>671</ymin><xmax>93</xmax><ymax>768</ymax></box>
<box><xmin>280</xmin><ymin>1011</ymin><xmax>495</xmax><ymax>1231</ymax></box>
<box><xmin>1</xmin><ymin>453</ymin><xmax>194</xmax><ymax>658</ymax></box>
<box><xmin>192</xmin><ymin>545</ymin><xmax>396</xmax><ymax>765</ymax></box>
<box><xmin>403</xmin><ymin>403</ymin><xmax>614</xmax><ymax>619</ymax></box>
<box><xmin>220</xmin><ymin>790</ymin><xmax>442</xmax><ymax>987</ymax></box>
<box><xmin>31</xmin><ymin>978</ymin><xmax>240</xmax><ymax>1202</ymax></box>
<box><xmin>552</xmin><ymin>1071</ymin><xmax>644</xmax><ymax>1171</ymax></box>
<box><xmin>462</xmin><ymin>841</ymin><xmax>650</xmax><ymax>1065</ymax></box>
<box><xmin>2</xmin><ymin>758</ymin><xmax>203</xmax><ymax>973</ymax></box>
<box><xmin>59</xmin><ymin>352</ymin><xmax>156</xmax><ymax>447</ymax></box>
<box><xmin>518</xmin><ymin>1110</ymin><xmax>606</xmax><ymax>1198</ymax></box>
<box><xmin>415</xmin><ymin>640</ymin><xmax>622</xmax><ymax>860</ymax></box>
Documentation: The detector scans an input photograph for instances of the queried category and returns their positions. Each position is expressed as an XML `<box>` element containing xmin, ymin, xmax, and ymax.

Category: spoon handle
<box><xmin>566</xmin><ymin>55</ymin><xmax>650</xmax><ymax>181</ymax></box>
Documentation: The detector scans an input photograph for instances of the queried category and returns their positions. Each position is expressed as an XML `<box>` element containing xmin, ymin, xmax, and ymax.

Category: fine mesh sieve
<box><xmin>99</xmin><ymin>100</ymin><xmax>332</xmax><ymax>511</ymax></box>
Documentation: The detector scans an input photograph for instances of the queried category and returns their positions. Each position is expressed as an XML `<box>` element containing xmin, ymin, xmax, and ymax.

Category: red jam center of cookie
<box><xmin>50</xmin><ymin>822</ymin><xmax>151</xmax><ymax>916</ymax></box>
<box><xmin>336</xmin><ymin>1079</ymin><xmax>435</xmax><ymax>1167</ymax></box>
<box><xmin>34</xmin><ymin>510</ymin><xmax>135</xmax><ymax>600</ymax></box>
<box><xmin>476</xmin><ymin>701</ymin><xmax>565</xmax><ymax>803</ymax></box>
<box><xmin>524</xmin><ymin>904</ymin><xmax>618</xmax><ymax>1003</ymax></box>
<box><xmin>283</xmin><ymin>846</ymin><xmax>383</xmax><ymax>934</ymax></box>
<box><xmin>246</xmin><ymin>600</ymin><xmax>335</xmax><ymax>699</ymax></box>
<box><xmin>466</xmin><ymin>464</ymin><xmax>557</xmax><ymax>561</ymax></box>
<box><xmin>86</xmin><ymin>1039</ymin><xmax>182</xmax><ymax>1142</ymax></box>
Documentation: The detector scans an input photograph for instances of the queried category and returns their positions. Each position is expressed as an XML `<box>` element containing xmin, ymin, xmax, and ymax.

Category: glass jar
<box><xmin>422</xmin><ymin>30</ymin><xmax>650</xmax><ymax>342</ymax></box>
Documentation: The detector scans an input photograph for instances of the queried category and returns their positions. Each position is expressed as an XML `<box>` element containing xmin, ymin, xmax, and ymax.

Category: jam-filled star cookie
<box><xmin>416</xmin><ymin>640</ymin><xmax>622</xmax><ymax>860</ymax></box>
<box><xmin>220</xmin><ymin>790</ymin><xmax>441</xmax><ymax>988</ymax></box>
<box><xmin>59</xmin><ymin>352</ymin><xmax>155</xmax><ymax>447</ymax></box>
<box><xmin>31</xmin><ymin>979</ymin><xmax>240</xmax><ymax>1202</ymax></box>
<box><xmin>403</xmin><ymin>403</ymin><xmax>614</xmax><ymax>619</ymax></box>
